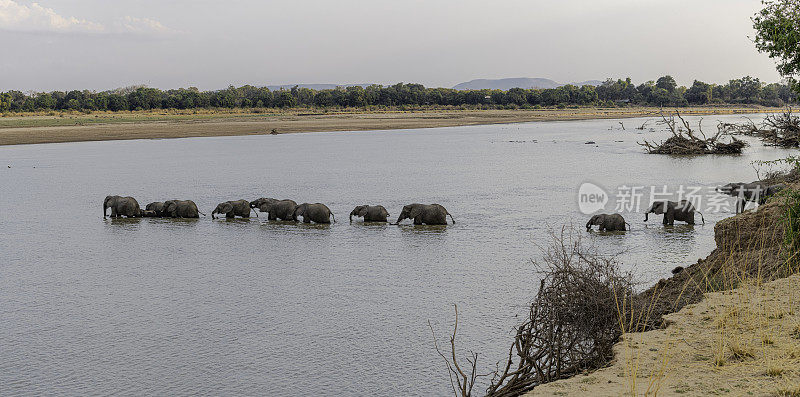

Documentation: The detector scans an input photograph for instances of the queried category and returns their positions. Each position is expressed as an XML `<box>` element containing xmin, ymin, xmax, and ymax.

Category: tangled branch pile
<box><xmin>638</xmin><ymin>111</ymin><xmax>746</xmax><ymax>155</ymax></box>
<box><xmin>486</xmin><ymin>229</ymin><xmax>636</xmax><ymax>396</ymax></box>
<box><xmin>721</xmin><ymin>108</ymin><xmax>800</xmax><ymax>148</ymax></box>
<box><xmin>432</xmin><ymin>228</ymin><xmax>637</xmax><ymax>397</ymax></box>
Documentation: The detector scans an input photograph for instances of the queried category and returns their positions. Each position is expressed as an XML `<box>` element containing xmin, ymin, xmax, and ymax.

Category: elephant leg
<box><xmin>304</xmin><ymin>218</ymin><xmax>311</xmax><ymax>223</ymax></box>
<box><xmin>226</xmin><ymin>213</ymin><xmax>234</xmax><ymax>218</ymax></box>
<box><xmin>269</xmin><ymin>213</ymin><xmax>277</xmax><ymax>221</ymax></box>
<box><xmin>413</xmin><ymin>217</ymin><xmax>422</xmax><ymax>225</ymax></box>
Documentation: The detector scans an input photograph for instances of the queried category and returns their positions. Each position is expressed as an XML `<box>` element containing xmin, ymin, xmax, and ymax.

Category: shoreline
<box><xmin>0</xmin><ymin>106</ymin><xmax>780</xmax><ymax>146</ymax></box>
<box><xmin>527</xmin><ymin>182</ymin><xmax>799</xmax><ymax>396</ymax></box>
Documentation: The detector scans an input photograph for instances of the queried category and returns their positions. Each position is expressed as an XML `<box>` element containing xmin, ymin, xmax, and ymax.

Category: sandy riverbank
<box><xmin>0</xmin><ymin>106</ymin><xmax>779</xmax><ymax>146</ymax></box>
<box><xmin>529</xmin><ymin>273</ymin><xmax>800</xmax><ymax>396</ymax></box>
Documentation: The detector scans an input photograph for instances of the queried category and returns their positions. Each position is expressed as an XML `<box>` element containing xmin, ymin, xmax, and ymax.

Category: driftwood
<box><xmin>725</xmin><ymin>108</ymin><xmax>800</xmax><ymax>148</ymax></box>
<box><xmin>638</xmin><ymin>110</ymin><xmax>746</xmax><ymax>155</ymax></box>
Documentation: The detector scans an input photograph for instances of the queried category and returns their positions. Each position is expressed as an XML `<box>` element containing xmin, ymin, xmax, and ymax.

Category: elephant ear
<box><xmin>652</xmin><ymin>202</ymin><xmax>664</xmax><ymax>214</ymax></box>
<box><xmin>358</xmin><ymin>206</ymin><xmax>369</xmax><ymax>217</ymax></box>
<box><xmin>220</xmin><ymin>203</ymin><xmax>233</xmax><ymax>213</ymax></box>
<box><xmin>408</xmin><ymin>205</ymin><xmax>423</xmax><ymax>218</ymax></box>
<box><xmin>258</xmin><ymin>203</ymin><xmax>270</xmax><ymax>212</ymax></box>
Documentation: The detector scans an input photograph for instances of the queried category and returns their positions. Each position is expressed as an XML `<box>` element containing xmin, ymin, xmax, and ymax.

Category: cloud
<box><xmin>115</xmin><ymin>16</ymin><xmax>173</xmax><ymax>34</ymax></box>
<box><xmin>0</xmin><ymin>0</ymin><xmax>172</xmax><ymax>34</ymax></box>
<box><xmin>0</xmin><ymin>0</ymin><xmax>104</xmax><ymax>32</ymax></box>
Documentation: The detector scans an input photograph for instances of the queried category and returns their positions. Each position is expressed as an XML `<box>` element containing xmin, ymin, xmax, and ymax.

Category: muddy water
<box><xmin>0</xmin><ymin>114</ymin><xmax>793</xmax><ymax>396</ymax></box>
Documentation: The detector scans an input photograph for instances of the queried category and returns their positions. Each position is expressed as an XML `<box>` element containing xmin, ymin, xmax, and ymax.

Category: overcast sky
<box><xmin>0</xmin><ymin>0</ymin><xmax>785</xmax><ymax>91</ymax></box>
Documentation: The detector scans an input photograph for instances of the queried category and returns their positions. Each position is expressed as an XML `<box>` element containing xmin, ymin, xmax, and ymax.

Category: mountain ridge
<box><xmin>453</xmin><ymin>77</ymin><xmax>603</xmax><ymax>90</ymax></box>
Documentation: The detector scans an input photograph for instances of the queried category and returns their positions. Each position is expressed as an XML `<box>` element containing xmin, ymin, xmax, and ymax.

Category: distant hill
<box><xmin>572</xmin><ymin>80</ymin><xmax>604</xmax><ymax>87</ymax></box>
<box><xmin>452</xmin><ymin>78</ymin><xmax>602</xmax><ymax>90</ymax></box>
<box><xmin>266</xmin><ymin>83</ymin><xmax>372</xmax><ymax>91</ymax></box>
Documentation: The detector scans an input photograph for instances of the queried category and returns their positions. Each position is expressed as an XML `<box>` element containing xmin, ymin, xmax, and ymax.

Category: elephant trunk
<box><xmin>586</xmin><ymin>220</ymin><xmax>592</xmax><ymax>231</ymax></box>
<box><xmin>211</xmin><ymin>210</ymin><xmax>216</xmax><ymax>219</ymax></box>
<box><xmin>644</xmin><ymin>212</ymin><xmax>649</xmax><ymax>222</ymax></box>
<box><xmin>251</xmin><ymin>207</ymin><xmax>258</xmax><ymax>217</ymax></box>
<box><xmin>349</xmin><ymin>211</ymin><xmax>355</xmax><ymax>223</ymax></box>
<box><xmin>103</xmin><ymin>203</ymin><xmax>107</xmax><ymax>218</ymax></box>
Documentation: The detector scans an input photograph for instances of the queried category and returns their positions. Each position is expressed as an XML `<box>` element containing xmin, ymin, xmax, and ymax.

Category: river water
<box><xmin>0</xmin><ymin>114</ymin><xmax>793</xmax><ymax>396</ymax></box>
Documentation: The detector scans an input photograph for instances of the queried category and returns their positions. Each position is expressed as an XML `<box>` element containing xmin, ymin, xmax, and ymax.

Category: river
<box><xmin>0</xmin><ymin>114</ymin><xmax>793</xmax><ymax>395</ymax></box>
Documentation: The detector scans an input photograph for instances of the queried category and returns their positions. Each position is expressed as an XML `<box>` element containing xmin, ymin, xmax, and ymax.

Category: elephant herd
<box><xmin>103</xmin><ymin>196</ymin><xmax>455</xmax><ymax>225</ymax></box>
<box><xmin>585</xmin><ymin>181</ymin><xmax>787</xmax><ymax>232</ymax></box>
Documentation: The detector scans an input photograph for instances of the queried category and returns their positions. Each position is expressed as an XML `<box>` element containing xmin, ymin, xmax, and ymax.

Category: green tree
<box><xmin>753</xmin><ymin>1</ymin><xmax>800</xmax><ymax>81</ymax></box>
<box><xmin>34</xmin><ymin>93</ymin><xmax>56</xmax><ymax>109</ymax></box>
<box><xmin>685</xmin><ymin>80</ymin><xmax>713</xmax><ymax>104</ymax></box>
<box><xmin>655</xmin><ymin>75</ymin><xmax>677</xmax><ymax>93</ymax></box>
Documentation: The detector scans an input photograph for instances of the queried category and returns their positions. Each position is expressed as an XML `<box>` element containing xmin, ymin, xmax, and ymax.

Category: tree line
<box><xmin>0</xmin><ymin>76</ymin><xmax>795</xmax><ymax>113</ymax></box>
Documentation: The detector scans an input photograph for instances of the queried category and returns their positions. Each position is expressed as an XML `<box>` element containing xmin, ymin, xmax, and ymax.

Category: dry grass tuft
<box><xmin>777</xmin><ymin>384</ymin><xmax>800</xmax><ymax>397</ymax></box>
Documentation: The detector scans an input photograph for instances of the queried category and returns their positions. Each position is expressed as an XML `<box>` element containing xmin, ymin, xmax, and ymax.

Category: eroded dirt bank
<box><xmin>528</xmin><ymin>184</ymin><xmax>800</xmax><ymax>396</ymax></box>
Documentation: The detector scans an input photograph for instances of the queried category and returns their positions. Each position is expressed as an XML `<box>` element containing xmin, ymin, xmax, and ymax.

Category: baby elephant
<box><xmin>396</xmin><ymin>203</ymin><xmax>454</xmax><ymax>225</ymax></box>
<box><xmin>145</xmin><ymin>201</ymin><xmax>167</xmax><ymax>217</ymax></box>
<box><xmin>586</xmin><ymin>213</ymin><xmax>629</xmax><ymax>231</ymax></box>
<box><xmin>293</xmin><ymin>203</ymin><xmax>335</xmax><ymax>224</ymax></box>
<box><xmin>212</xmin><ymin>199</ymin><xmax>256</xmax><ymax>219</ymax></box>
<box><xmin>349</xmin><ymin>205</ymin><xmax>390</xmax><ymax>222</ymax></box>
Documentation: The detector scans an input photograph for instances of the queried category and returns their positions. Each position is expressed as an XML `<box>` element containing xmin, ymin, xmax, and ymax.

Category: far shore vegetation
<box><xmin>0</xmin><ymin>75</ymin><xmax>796</xmax><ymax>116</ymax></box>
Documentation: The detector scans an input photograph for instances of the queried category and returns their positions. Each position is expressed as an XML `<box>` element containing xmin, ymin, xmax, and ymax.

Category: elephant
<box><xmin>586</xmin><ymin>213</ymin><xmax>629</xmax><ymax>231</ymax></box>
<box><xmin>145</xmin><ymin>202</ymin><xmax>167</xmax><ymax>217</ymax></box>
<box><xmin>293</xmin><ymin>203</ymin><xmax>335</xmax><ymax>224</ymax></box>
<box><xmin>141</xmin><ymin>209</ymin><xmax>158</xmax><ymax>217</ymax></box>
<box><xmin>250</xmin><ymin>198</ymin><xmax>278</xmax><ymax>210</ymax></box>
<box><xmin>395</xmin><ymin>203</ymin><xmax>455</xmax><ymax>225</ymax></box>
<box><xmin>252</xmin><ymin>198</ymin><xmax>297</xmax><ymax>221</ymax></box>
<box><xmin>212</xmin><ymin>199</ymin><xmax>256</xmax><ymax>219</ymax></box>
<box><xmin>163</xmin><ymin>200</ymin><xmax>204</xmax><ymax>218</ymax></box>
<box><xmin>349</xmin><ymin>205</ymin><xmax>390</xmax><ymax>222</ymax></box>
<box><xmin>644</xmin><ymin>200</ymin><xmax>704</xmax><ymax>225</ymax></box>
<box><xmin>716</xmin><ymin>182</ymin><xmax>786</xmax><ymax>213</ymax></box>
<box><xmin>104</xmin><ymin>195</ymin><xmax>141</xmax><ymax>218</ymax></box>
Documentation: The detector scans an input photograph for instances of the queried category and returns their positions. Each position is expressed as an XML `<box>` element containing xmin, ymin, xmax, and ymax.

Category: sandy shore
<box><xmin>0</xmin><ymin>107</ymin><xmax>777</xmax><ymax>146</ymax></box>
<box><xmin>528</xmin><ymin>273</ymin><xmax>800</xmax><ymax>396</ymax></box>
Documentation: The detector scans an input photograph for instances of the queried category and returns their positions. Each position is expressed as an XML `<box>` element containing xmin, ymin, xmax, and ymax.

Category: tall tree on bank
<box><xmin>753</xmin><ymin>0</ymin><xmax>800</xmax><ymax>94</ymax></box>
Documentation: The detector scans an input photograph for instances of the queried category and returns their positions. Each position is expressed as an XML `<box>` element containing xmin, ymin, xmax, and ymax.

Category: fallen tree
<box><xmin>638</xmin><ymin>110</ymin><xmax>746</xmax><ymax>155</ymax></box>
<box><xmin>722</xmin><ymin>108</ymin><xmax>800</xmax><ymax>148</ymax></box>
